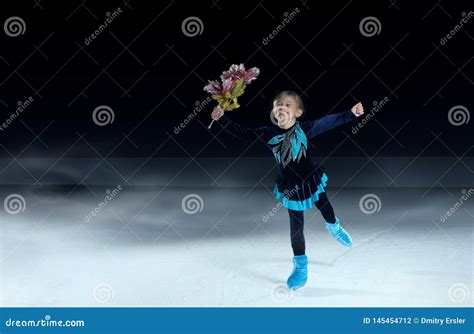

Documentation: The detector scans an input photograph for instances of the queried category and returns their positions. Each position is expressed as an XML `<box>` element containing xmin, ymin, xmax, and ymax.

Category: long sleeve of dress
<box><xmin>303</xmin><ymin>110</ymin><xmax>357</xmax><ymax>138</ymax></box>
<box><xmin>216</xmin><ymin>115</ymin><xmax>270</xmax><ymax>141</ymax></box>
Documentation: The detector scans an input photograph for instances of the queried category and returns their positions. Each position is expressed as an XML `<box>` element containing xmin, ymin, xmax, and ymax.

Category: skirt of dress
<box><xmin>273</xmin><ymin>165</ymin><xmax>328</xmax><ymax>211</ymax></box>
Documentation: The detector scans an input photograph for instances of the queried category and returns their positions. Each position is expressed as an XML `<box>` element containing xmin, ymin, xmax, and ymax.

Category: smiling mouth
<box><xmin>277</xmin><ymin>113</ymin><xmax>289</xmax><ymax>121</ymax></box>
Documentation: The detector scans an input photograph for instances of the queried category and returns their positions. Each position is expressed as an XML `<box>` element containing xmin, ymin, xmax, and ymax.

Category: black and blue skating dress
<box><xmin>216</xmin><ymin>110</ymin><xmax>357</xmax><ymax>211</ymax></box>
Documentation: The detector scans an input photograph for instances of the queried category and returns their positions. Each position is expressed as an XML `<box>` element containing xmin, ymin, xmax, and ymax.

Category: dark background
<box><xmin>0</xmin><ymin>0</ymin><xmax>472</xmax><ymax>160</ymax></box>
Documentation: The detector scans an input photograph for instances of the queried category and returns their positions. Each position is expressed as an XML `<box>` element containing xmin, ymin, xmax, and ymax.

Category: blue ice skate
<box><xmin>287</xmin><ymin>254</ymin><xmax>308</xmax><ymax>290</ymax></box>
<box><xmin>325</xmin><ymin>217</ymin><xmax>353</xmax><ymax>247</ymax></box>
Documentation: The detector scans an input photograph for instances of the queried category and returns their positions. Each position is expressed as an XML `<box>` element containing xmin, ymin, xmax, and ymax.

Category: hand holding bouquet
<box><xmin>204</xmin><ymin>64</ymin><xmax>260</xmax><ymax>128</ymax></box>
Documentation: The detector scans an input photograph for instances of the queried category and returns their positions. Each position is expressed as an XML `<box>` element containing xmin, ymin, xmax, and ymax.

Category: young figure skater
<box><xmin>211</xmin><ymin>91</ymin><xmax>364</xmax><ymax>289</ymax></box>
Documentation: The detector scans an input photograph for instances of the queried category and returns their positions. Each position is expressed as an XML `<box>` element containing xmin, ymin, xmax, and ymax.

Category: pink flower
<box><xmin>221</xmin><ymin>78</ymin><xmax>236</xmax><ymax>94</ymax></box>
<box><xmin>204</xmin><ymin>64</ymin><xmax>260</xmax><ymax>128</ymax></box>
<box><xmin>203</xmin><ymin>80</ymin><xmax>222</xmax><ymax>95</ymax></box>
<box><xmin>242</xmin><ymin>67</ymin><xmax>260</xmax><ymax>84</ymax></box>
<box><xmin>220</xmin><ymin>64</ymin><xmax>245</xmax><ymax>81</ymax></box>
<box><xmin>220</xmin><ymin>64</ymin><xmax>260</xmax><ymax>84</ymax></box>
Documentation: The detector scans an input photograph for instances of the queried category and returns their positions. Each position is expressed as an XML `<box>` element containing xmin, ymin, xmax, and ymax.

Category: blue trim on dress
<box><xmin>273</xmin><ymin>173</ymin><xmax>329</xmax><ymax>211</ymax></box>
<box><xmin>268</xmin><ymin>122</ymin><xmax>307</xmax><ymax>165</ymax></box>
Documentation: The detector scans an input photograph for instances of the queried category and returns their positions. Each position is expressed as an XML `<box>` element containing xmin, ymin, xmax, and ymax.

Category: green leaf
<box><xmin>231</xmin><ymin>79</ymin><xmax>245</xmax><ymax>98</ymax></box>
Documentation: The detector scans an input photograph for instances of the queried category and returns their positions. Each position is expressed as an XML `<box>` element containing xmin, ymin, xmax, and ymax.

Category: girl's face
<box><xmin>272</xmin><ymin>95</ymin><xmax>303</xmax><ymax>129</ymax></box>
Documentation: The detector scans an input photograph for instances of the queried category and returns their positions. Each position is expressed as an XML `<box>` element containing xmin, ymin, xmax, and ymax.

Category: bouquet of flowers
<box><xmin>204</xmin><ymin>64</ymin><xmax>260</xmax><ymax>128</ymax></box>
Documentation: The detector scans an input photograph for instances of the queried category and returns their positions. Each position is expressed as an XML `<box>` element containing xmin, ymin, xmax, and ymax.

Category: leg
<box><xmin>288</xmin><ymin>209</ymin><xmax>305</xmax><ymax>256</ymax></box>
<box><xmin>314</xmin><ymin>192</ymin><xmax>336</xmax><ymax>224</ymax></box>
<box><xmin>316</xmin><ymin>192</ymin><xmax>353</xmax><ymax>247</ymax></box>
<box><xmin>287</xmin><ymin>209</ymin><xmax>308</xmax><ymax>289</ymax></box>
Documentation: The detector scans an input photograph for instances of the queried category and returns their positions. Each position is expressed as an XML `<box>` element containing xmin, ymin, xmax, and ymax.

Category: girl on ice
<box><xmin>211</xmin><ymin>91</ymin><xmax>364</xmax><ymax>290</ymax></box>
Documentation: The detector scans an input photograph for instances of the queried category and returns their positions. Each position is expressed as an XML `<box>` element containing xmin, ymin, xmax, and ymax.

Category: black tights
<box><xmin>288</xmin><ymin>192</ymin><xmax>336</xmax><ymax>256</ymax></box>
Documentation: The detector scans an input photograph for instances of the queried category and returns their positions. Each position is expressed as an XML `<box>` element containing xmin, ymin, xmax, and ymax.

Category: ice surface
<box><xmin>1</xmin><ymin>186</ymin><xmax>472</xmax><ymax>307</ymax></box>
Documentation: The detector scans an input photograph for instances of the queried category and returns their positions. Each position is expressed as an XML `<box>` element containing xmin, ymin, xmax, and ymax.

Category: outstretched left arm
<box><xmin>304</xmin><ymin>102</ymin><xmax>364</xmax><ymax>138</ymax></box>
